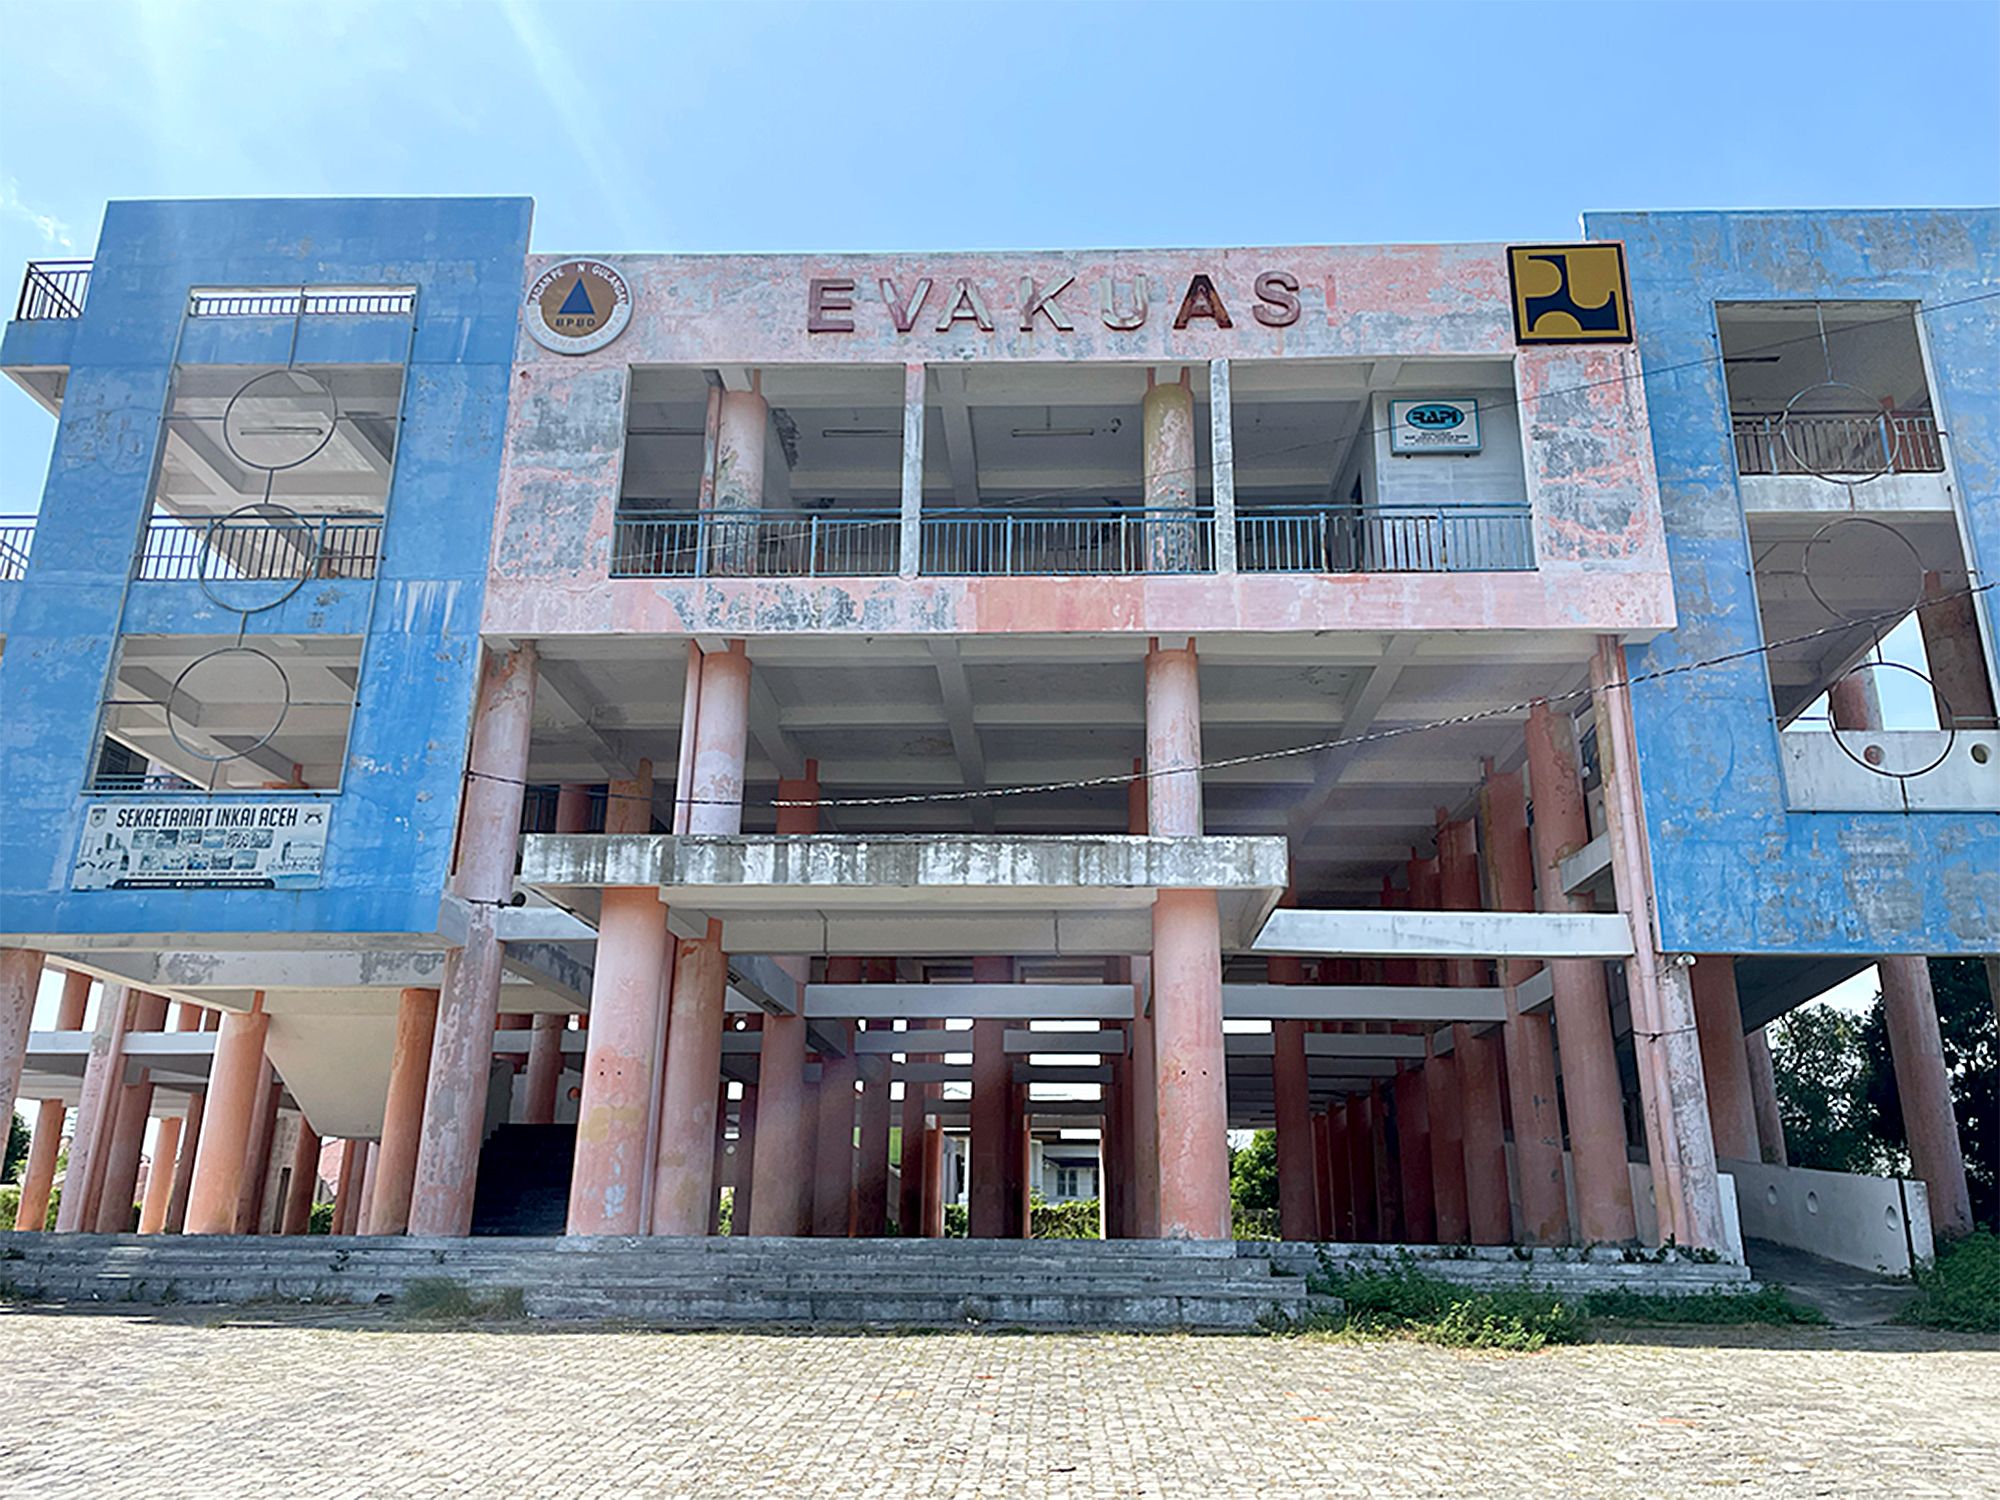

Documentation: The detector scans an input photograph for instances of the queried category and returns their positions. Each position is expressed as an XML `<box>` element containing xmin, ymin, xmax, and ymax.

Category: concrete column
<box><xmin>136</xmin><ymin>1116</ymin><xmax>183</xmax><ymax>1234</ymax></box>
<box><xmin>899</xmin><ymin>1019</ymin><xmax>929</xmax><ymax>1236</ymax></box>
<box><xmin>16</xmin><ymin>970</ymin><xmax>92</xmax><ymax>1234</ymax></box>
<box><xmin>57</xmin><ymin>985</ymin><xmax>135</xmax><ymax>1232</ymax></box>
<box><xmin>1745</xmin><ymin>1027</ymin><xmax>1789</xmax><ymax>1167</ymax></box>
<box><xmin>688</xmin><ymin>643</ymin><xmax>751</xmax><ymax>835</ymax></box>
<box><xmin>854</xmin><ymin>1041</ymin><xmax>892</xmax><ymax>1237</ymax></box>
<box><xmin>1345</xmin><ymin>1088</ymin><xmax>1378</xmax><ymax>1240</ymax></box>
<box><xmin>1392</xmin><ymin>1062</ymin><xmax>1435</xmax><ymax>1243</ymax></box>
<box><xmin>1143</xmin><ymin>373</ymin><xmax>1203</xmax><ymax>572</ymax></box>
<box><xmin>1145</xmin><ymin>642</ymin><xmax>1229</xmax><ymax>1241</ymax></box>
<box><xmin>1408</xmin><ymin>856</ymin><xmax>1469</xmax><ymax>1242</ymax></box>
<box><xmin>281</xmin><ymin>1117</ymin><xmax>321</xmax><ymax>1235</ymax></box>
<box><xmin>1690</xmin><ymin>958</ymin><xmax>1762</xmax><ymax>1163</ymax></box>
<box><xmin>1481</xmin><ymin>767</ymin><xmax>1570</xmax><ymax>1245</ymax></box>
<box><xmin>899</xmin><ymin>362</ymin><xmax>926</xmax><ymax>578</ymax></box>
<box><xmin>95</xmin><ymin>990</ymin><xmax>171</xmax><ymax>1231</ymax></box>
<box><xmin>1525</xmin><ymin>700</ymin><xmax>1639</xmax><ymax>1244</ymax></box>
<box><xmin>410</xmin><ymin>642</ymin><xmax>536</xmax><ymax>1237</ymax></box>
<box><xmin>1125</xmin><ymin>770</ymin><xmax>1162</xmax><ymax>1239</ymax></box>
<box><xmin>1328</xmin><ymin>1102</ymin><xmax>1353</xmax><ymax>1238</ymax></box>
<box><xmin>183</xmin><ymin>998</ymin><xmax>271</xmax><ymax>1235</ymax></box>
<box><xmin>812</xmin><ymin>1017</ymin><xmax>858</xmax><ymax>1237</ymax></box>
<box><xmin>1916</xmin><ymin>570</ymin><xmax>2000</xmax><ymax>1035</ymax></box>
<box><xmin>652</xmin><ymin>920</ymin><xmax>730</xmax><ymax>1236</ymax></box>
<box><xmin>332</xmin><ymin>1139</ymin><xmax>363</xmax><ymax>1235</ymax></box>
<box><xmin>921</xmin><ymin>1114</ymin><xmax>946</xmax><ymax>1237</ymax></box>
<box><xmin>571</xmin><ymin>763</ymin><xmax>667</xmax><ymax>1230</ymax></box>
<box><xmin>0</xmin><ymin>948</ymin><xmax>45</xmax><ymax>1148</ymax></box>
<box><xmin>523</xmin><ymin>1014</ymin><xmax>567</xmax><ymax>1126</ymax></box>
<box><xmin>749</xmin><ymin>1007</ymin><xmax>813</xmax><ymax>1236</ymax></box>
<box><xmin>164</xmin><ymin>1089</ymin><xmax>206</xmax><ymax>1234</ymax></box>
<box><xmin>1828</xmin><ymin>667</ymin><xmax>1975</xmax><ymax>1237</ymax></box>
<box><xmin>235</xmin><ymin>1064</ymin><xmax>282</xmax><ymax>1233</ymax></box>
<box><xmin>1437</xmin><ymin>817</ymin><xmax>1510</xmax><ymax>1245</ymax></box>
<box><xmin>710</xmin><ymin>388</ymin><xmax>767</xmax><ymax>578</ymax></box>
<box><xmin>1011</xmin><ymin>1080</ymin><xmax>1032</xmax><ymax>1239</ymax></box>
<box><xmin>969</xmin><ymin>956</ymin><xmax>1014</xmax><ymax>1239</ymax></box>
<box><xmin>1271</xmin><ymin>970</ymin><xmax>1318</xmax><ymax>1242</ymax></box>
<box><xmin>1311</xmin><ymin>1110</ymin><xmax>1335</xmax><ymax>1240</ymax></box>
<box><xmin>729</xmin><ymin>1077</ymin><xmax>758</xmax><ymax>1234</ymax></box>
<box><xmin>1369</xmin><ymin>1082</ymin><xmax>1402</xmax><ymax>1242</ymax></box>
<box><xmin>369</xmin><ymin>987</ymin><xmax>440</xmax><ymax>1236</ymax></box>
<box><xmin>1208</xmin><ymin>358</ymin><xmax>1237</xmax><ymax>573</ymax></box>
<box><xmin>1592</xmin><ymin>637</ymin><xmax>1729</xmax><ymax>1250</ymax></box>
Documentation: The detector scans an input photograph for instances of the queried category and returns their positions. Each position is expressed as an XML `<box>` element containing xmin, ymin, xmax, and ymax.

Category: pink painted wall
<box><xmin>484</xmin><ymin>245</ymin><xmax>1672</xmax><ymax>639</ymax></box>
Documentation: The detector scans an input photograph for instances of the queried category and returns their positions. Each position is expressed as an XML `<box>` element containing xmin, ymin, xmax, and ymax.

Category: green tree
<box><xmin>1768</xmin><ymin>1002</ymin><xmax>1889</xmax><ymax>1175</ymax></box>
<box><xmin>1230</xmin><ymin>1128</ymin><xmax>1279</xmax><ymax>1217</ymax></box>
<box><xmin>1862</xmin><ymin>959</ymin><xmax>1998</xmax><ymax>1231</ymax></box>
<box><xmin>4</xmin><ymin>1111</ymin><xmax>28</xmax><ymax>1184</ymax></box>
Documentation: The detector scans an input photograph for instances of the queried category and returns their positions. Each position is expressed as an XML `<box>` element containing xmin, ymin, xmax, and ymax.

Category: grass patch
<box><xmin>397</xmin><ymin>1278</ymin><xmax>527</xmax><ymax>1322</ymax></box>
<box><xmin>1582</xmin><ymin>1284</ymin><xmax>1824</xmax><ymax>1326</ymax></box>
<box><xmin>1292</xmin><ymin>1260</ymin><xmax>1826</xmax><ymax>1349</ymax></box>
<box><xmin>1901</xmin><ymin>1229</ymin><xmax>2000</xmax><ymax>1334</ymax></box>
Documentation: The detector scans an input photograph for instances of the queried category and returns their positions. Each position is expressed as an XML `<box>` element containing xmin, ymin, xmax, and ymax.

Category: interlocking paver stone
<box><xmin>1</xmin><ymin>1309</ymin><xmax>1994</xmax><ymax>1497</ymax></box>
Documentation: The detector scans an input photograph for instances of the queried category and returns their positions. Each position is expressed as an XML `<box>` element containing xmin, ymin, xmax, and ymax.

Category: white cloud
<box><xmin>1</xmin><ymin>178</ymin><xmax>74</xmax><ymax>249</ymax></box>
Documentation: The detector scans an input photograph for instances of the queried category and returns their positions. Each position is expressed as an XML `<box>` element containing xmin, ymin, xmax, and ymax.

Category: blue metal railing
<box><xmin>611</xmin><ymin>509</ymin><xmax>902</xmax><ymax>578</ymax></box>
<box><xmin>0</xmin><ymin>515</ymin><xmax>34</xmax><ymax>580</ymax></box>
<box><xmin>1237</xmin><ymin>503</ymin><xmax>1536</xmax><ymax>573</ymax></box>
<box><xmin>920</xmin><ymin>507</ymin><xmax>1215</xmax><ymax>576</ymax></box>
<box><xmin>136</xmin><ymin>514</ymin><xmax>384</xmax><ymax>581</ymax></box>
<box><xmin>14</xmin><ymin>261</ymin><xmax>89</xmax><ymax>320</ymax></box>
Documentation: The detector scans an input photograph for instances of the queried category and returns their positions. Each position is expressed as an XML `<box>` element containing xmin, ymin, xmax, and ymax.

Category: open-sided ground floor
<box><xmin>2</xmin><ymin>1307</ymin><xmax>1994</xmax><ymax>1498</ymax></box>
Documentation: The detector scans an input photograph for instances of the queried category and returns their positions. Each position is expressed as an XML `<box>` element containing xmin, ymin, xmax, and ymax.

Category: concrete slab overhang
<box><xmin>519</xmin><ymin>833</ymin><xmax>1289</xmax><ymax>956</ymax></box>
<box><xmin>1252</xmin><ymin>907</ymin><xmax>1634</xmax><ymax>960</ymax></box>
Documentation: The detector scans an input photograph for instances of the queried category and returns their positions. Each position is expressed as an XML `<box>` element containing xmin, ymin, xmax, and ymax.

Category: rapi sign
<box><xmin>1389</xmin><ymin>398</ymin><xmax>1482</xmax><ymax>455</ymax></box>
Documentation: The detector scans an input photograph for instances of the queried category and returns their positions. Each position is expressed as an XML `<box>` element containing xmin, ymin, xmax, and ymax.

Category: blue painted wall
<box><xmin>0</xmin><ymin>197</ymin><xmax>532</xmax><ymax>940</ymax></box>
<box><xmin>1586</xmin><ymin>209</ymin><xmax>2000</xmax><ymax>955</ymax></box>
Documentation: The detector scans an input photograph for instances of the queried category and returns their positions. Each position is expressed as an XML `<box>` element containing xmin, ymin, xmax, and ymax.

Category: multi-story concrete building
<box><xmin>1</xmin><ymin>199</ymin><xmax>1989</xmax><ymax>1298</ymax></box>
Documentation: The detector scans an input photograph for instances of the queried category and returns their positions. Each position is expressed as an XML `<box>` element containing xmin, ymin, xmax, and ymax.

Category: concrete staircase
<box><xmin>1255</xmin><ymin>1240</ymin><xmax>1758</xmax><ymax>1295</ymax></box>
<box><xmin>470</xmin><ymin>1124</ymin><xmax>576</xmax><ymax>1236</ymax></box>
<box><xmin>0</xmin><ymin>1233</ymin><xmax>1312</xmax><ymax>1331</ymax></box>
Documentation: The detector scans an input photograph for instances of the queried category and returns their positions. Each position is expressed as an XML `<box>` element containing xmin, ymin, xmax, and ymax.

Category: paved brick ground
<box><xmin>3</xmin><ymin>1308</ymin><xmax>1995</xmax><ymax>1497</ymax></box>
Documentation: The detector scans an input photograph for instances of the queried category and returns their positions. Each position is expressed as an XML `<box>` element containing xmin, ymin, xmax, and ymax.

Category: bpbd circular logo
<box><xmin>526</xmin><ymin>259</ymin><xmax>633</xmax><ymax>354</ymax></box>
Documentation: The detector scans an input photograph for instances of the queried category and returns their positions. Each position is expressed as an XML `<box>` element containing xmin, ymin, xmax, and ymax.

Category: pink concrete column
<box><xmin>969</xmin><ymin>956</ymin><xmax>1014</xmax><ymax>1239</ymax></box>
<box><xmin>1345</xmin><ymin>1090</ymin><xmax>1378</xmax><ymax>1240</ymax></box>
<box><xmin>749</xmin><ymin>1008</ymin><xmax>813</xmax><ymax>1236</ymax></box>
<box><xmin>1592</xmin><ymin>638</ymin><xmax>1728</xmax><ymax>1249</ymax></box>
<box><xmin>164</xmin><ymin>1089</ymin><xmax>206</xmax><ymax>1234</ymax></box>
<box><xmin>1424</xmin><ymin>1033</ymin><xmax>1468</xmax><ymax>1242</ymax></box>
<box><xmin>235</xmin><ymin>1065</ymin><xmax>283</xmax><ymax>1233</ymax></box>
<box><xmin>921</xmin><ymin>1117</ymin><xmax>946</xmax><ymax>1237</ymax></box>
<box><xmin>1392</xmin><ymin>1063</ymin><xmax>1435</xmax><ymax>1243</ymax></box>
<box><xmin>1828</xmin><ymin>669</ymin><xmax>1975</xmax><ymax>1237</ymax></box>
<box><xmin>16</xmin><ymin>970</ymin><xmax>92</xmax><ymax>1233</ymax></box>
<box><xmin>1145</xmin><ymin>642</ymin><xmax>1229</xmax><ymax>1241</ymax></box>
<box><xmin>1525</xmin><ymin>700</ymin><xmax>1639</xmax><ymax>1244</ymax></box>
<box><xmin>0</xmin><ymin>948</ymin><xmax>46</xmax><ymax>1149</ymax></box>
<box><xmin>899</xmin><ymin>1019</ymin><xmax>930</xmax><ymax>1236</ymax></box>
<box><xmin>136</xmin><ymin>1116</ymin><xmax>183</xmax><ymax>1235</ymax></box>
<box><xmin>1482</xmin><ymin>767</ymin><xmax>1570</xmax><ymax>1245</ymax></box>
<box><xmin>57</xmin><ymin>985</ymin><xmax>135</xmax><ymax>1232</ymax></box>
<box><xmin>281</xmin><ymin>1117</ymin><xmax>321</xmax><ymax>1235</ymax></box>
<box><xmin>410</xmin><ymin>643</ymin><xmax>537</xmax><ymax>1237</ymax></box>
<box><xmin>369</xmin><ymin>987</ymin><xmax>440</xmax><ymax>1236</ymax></box>
<box><xmin>1311</xmin><ymin>1110</ymin><xmax>1335</xmax><ymax>1239</ymax></box>
<box><xmin>708</xmin><ymin>1081</ymin><xmax>732</xmax><ymax>1235</ymax></box>
<box><xmin>812</xmin><ymin>1018</ymin><xmax>858</xmax><ymax>1237</ymax></box>
<box><xmin>651</xmin><ymin>920</ymin><xmax>730</xmax><ymax>1236</ymax></box>
<box><xmin>523</xmin><ymin>1014</ymin><xmax>567</xmax><ymax>1126</ymax></box>
<box><xmin>1745</xmin><ymin>1028</ymin><xmax>1788</xmax><ymax>1167</ymax></box>
<box><xmin>687</xmin><ymin>642</ymin><xmax>751</xmax><ymax>836</ymax></box>
<box><xmin>854</xmin><ymin>1039</ymin><xmax>892</xmax><ymax>1237</ymax></box>
<box><xmin>1271</xmin><ymin>979</ymin><xmax>1318</xmax><ymax>1241</ymax></box>
<box><xmin>731</xmin><ymin>1078</ymin><xmax>759</xmax><ymax>1234</ymax></box>
<box><xmin>1327</xmin><ymin>1102</ymin><xmax>1353</xmax><ymax>1238</ymax></box>
<box><xmin>183</xmin><ymin>997</ymin><xmax>271</xmax><ymax>1235</ymax></box>
<box><xmin>554</xmin><ymin>782</ymin><xmax>594</xmax><ymax>836</ymax></box>
<box><xmin>1690</xmin><ymin>958</ymin><xmax>1762</xmax><ymax>1163</ymax></box>
<box><xmin>95</xmin><ymin>990</ymin><xmax>172</xmax><ymax>1231</ymax></box>
<box><xmin>1125</xmin><ymin>769</ymin><xmax>1162</xmax><ymax>1239</ymax></box>
<box><xmin>331</xmin><ymin>1139</ymin><xmax>363</xmax><ymax>1235</ymax></box>
<box><xmin>1369</xmin><ymin>1082</ymin><xmax>1402</xmax><ymax>1241</ymax></box>
<box><xmin>1438</xmin><ymin>817</ymin><xmax>1510</xmax><ymax>1245</ymax></box>
<box><xmin>1012</xmin><ymin>1081</ymin><xmax>1033</xmax><ymax>1238</ymax></box>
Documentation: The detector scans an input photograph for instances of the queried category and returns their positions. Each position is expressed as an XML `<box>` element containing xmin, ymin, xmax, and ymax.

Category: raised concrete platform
<box><xmin>519</xmin><ymin>833</ymin><xmax>1289</xmax><ymax>955</ymax></box>
<box><xmin>0</xmin><ymin>1234</ymin><xmax>1311</xmax><ymax>1331</ymax></box>
<box><xmin>1251</xmin><ymin>1241</ymin><xmax>1758</xmax><ymax>1296</ymax></box>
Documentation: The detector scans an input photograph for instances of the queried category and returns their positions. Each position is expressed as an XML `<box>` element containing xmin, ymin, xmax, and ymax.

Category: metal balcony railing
<box><xmin>1237</xmin><ymin>503</ymin><xmax>1537</xmax><ymax>573</ymax></box>
<box><xmin>15</xmin><ymin>261</ymin><xmax>90</xmax><ymax>320</ymax></box>
<box><xmin>611</xmin><ymin>509</ymin><xmax>901</xmax><ymax>578</ymax></box>
<box><xmin>136</xmin><ymin>514</ymin><xmax>384</xmax><ymax>582</ymax></box>
<box><xmin>0</xmin><ymin>515</ymin><xmax>34</xmax><ymax>580</ymax></box>
<box><xmin>1731</xmin><ymin>411</ymin><xmax>1944</xmax><ymax>476</ymax></box>
<box><xmin>920</xmin><ymin>507</ymin><xmax>1214</xmax><ymax>576</ymax></box>
<box><xmin>187</xmin><ymin>286</ymin><xmax>417</xmax><ymax>319</ymax></box>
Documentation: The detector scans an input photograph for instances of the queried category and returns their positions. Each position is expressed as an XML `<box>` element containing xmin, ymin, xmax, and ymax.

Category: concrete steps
<box><xmin>1252</xmin><ymin>1241</ymin><xmax>1758</xmax><ymax>1296</ymax></box>
<box><xmin>0</xmin><ymin>1233</ymin><xmax>1308</xmax><ymax>1330</ymax></box>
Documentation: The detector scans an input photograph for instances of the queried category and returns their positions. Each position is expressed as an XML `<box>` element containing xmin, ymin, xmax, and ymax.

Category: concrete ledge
<box><xmin>1254</xmin><ymin>908</ymin><xmax>1635</xmax><ymax>959</ymax></box>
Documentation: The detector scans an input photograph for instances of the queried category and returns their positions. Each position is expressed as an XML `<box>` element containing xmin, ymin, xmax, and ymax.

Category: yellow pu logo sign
<box><xmin>1507</xmin><ymin>243</ymin><xmax>1634</xmax><ymax>344</ymax></box>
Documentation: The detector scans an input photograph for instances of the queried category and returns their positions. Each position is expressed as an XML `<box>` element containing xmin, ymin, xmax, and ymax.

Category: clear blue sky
<box><xmin>1</xmin><ymin>0</ymin><xmax>1996</xmax><ymax>509</ymax></box>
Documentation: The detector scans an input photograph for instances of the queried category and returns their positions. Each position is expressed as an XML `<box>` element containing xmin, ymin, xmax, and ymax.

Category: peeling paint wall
<box><xmin>1588</xmin><ymin>209</ymin><xmax>2000</xmax><ymax>955</ymax></box>
<box><xmin>484</xmin><ymin>245</ymin><xmax>1672</xmax><ymax>639</ymax></box>
<box><xmin>0</xmin><ymin>197</ymin><xmax>533</xmax><ymax>942</ymax></box>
